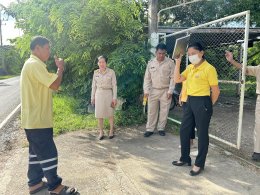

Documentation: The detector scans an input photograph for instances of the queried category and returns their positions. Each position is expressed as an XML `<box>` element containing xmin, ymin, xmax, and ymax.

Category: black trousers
<box><xmin>179</xmin><ymin>96</ymin><xmax>213</xmax><ymax>168</ymax></box>
<box><xmin>25</xmin><ymin>128</ymin><xmax>62</xmax><ymax>191</ymax></box>
<box><xmin>182</xmin><ymin>102</ymin><xmax>195</xmax><ymax>139</ymax></box>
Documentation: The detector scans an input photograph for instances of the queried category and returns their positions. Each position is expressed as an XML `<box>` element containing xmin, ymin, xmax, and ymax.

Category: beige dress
<box><xmin>91</xmin><ymin>68</ymin><xmax>117</xmax><ymax>118</ymax></box>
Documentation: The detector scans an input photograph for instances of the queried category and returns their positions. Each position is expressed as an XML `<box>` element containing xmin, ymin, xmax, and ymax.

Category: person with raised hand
<box><xmin>225</xmin><ymin>50</ymin><xmax>260</xmax><ymax>161</ymax></box>
<box><xmin>20</xmin><ymin>36</ymin><xmax>79</xmax><ymax>194</ymax></box>
<box><xmin>172</xmin><ymin>42</ymin><xmax>220</xmax><ymax>176</ymax></box>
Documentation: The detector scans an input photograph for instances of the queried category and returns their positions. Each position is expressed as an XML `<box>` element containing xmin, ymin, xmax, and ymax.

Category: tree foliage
<box><xmin>0</xmin><ymin>46</ymin><xmax>23</xmax><ymax>75</ymax></box>
<box><xmin>7</xmin><ymin>0</ymin><xmax>260</xmax><ymax>103</ymax></box>
<box><xmin>9</xmin><ymin>0</ymin><xmax>150</xmax><ymax>104</ymax></box>
<box><xmin>158</xmin><ymin>0</ymin><xmax>260</xmax><ymax>27</ymax></box>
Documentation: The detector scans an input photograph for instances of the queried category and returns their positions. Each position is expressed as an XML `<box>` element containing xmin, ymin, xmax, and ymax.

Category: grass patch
<box><xmin>53</xmin><ymin>94</ymin><xmax>97</xmax><ymax>135</ymax></box>
<box><xmin>166</xmin><ymin>120</ymin><xmax>180</xmax><ymax>135</ymax></box>
<box><xmin>53</xmin><ymin>94</ymin><xmax>148</xmax><ymax>135</ymax></box>
<box><xmin>115</xmin><ymin>105</ymin><xmax>146</xmax><ymax>126</ymax></box>
<box><xmin>0</xmin><ymin>75</ymin><xmax>17</xmax><ymax>80</ymax></box>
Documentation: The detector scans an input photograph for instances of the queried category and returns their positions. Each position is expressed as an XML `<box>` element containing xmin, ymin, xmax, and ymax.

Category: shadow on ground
<box><xmin>2</xmin><ymin>126</ymin><xmax>260</xmax><ymax>195</ymax></box>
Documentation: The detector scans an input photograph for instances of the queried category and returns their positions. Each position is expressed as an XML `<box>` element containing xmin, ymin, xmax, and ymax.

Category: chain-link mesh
<box><xmin>164</xmin><ymin>12</ymin><xmax>251</xmax><ymax>150</ymax></box>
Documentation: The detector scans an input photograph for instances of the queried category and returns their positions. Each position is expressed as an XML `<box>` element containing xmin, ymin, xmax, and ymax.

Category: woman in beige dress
<box><xmin>91</xmin><ymin>56</ymin><xmax>117</xmax><ymax>140</ymax></box>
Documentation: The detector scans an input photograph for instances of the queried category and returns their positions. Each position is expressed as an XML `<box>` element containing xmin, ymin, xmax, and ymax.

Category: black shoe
<box><xmin>189</xmin><ymin>167</ymin><xmax>204</xmax><ymax>176</ymax></box>
<box><xmin>172</xmin><ymin>160</ymin><xmax>191</xmax><ymax>166</ymax></box>
<box><xmin>158</xmin><ymin>131</ymin><xmax>166</xmax><ymax>136</ymax></box>
<box><xmin>144</xmin><ymin>131</ymin><xmax>154</xmax><ymax>137</ymax></box>
<box><xmin>109</xmin><ymin>135</ymin><xmax>114</xmax><ymax>139</ymax></box>
<box><xmin>98</xmin><ymin>135</ymin><xmax>104</xmax><ymax>140</ymax></box>
<box><xmin>252</xmin><ymin>152</ymin><xmax>260</xmax><ymax>161</ymax></box>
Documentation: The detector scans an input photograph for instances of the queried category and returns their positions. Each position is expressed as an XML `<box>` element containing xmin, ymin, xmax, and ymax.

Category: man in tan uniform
<box><xmin>143</xmin><ymin>43</ymin><xmax>175</xmax><ymax>137</ymax></box>
<box><xmin>226</xmin><ymin>51</ymin><xmax>260</xmax><ymax>161</ymax></box>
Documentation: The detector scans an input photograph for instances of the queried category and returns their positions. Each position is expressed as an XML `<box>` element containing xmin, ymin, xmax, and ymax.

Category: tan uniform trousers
<box><xmin>254</xmin><ymin>95</ymin><xmax>260</xmax><ymax>153</ymax></box>
<box><xmin>146</xmin><ymin>88</ymin><xmax>172</xmax><ymax>132</ymax></box>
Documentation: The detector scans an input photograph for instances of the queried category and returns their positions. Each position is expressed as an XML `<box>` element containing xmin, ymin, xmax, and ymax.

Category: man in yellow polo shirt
<box><xmin>172</xmin><ymin>42</ymin><xmax>220</xmax><ymax>176</ymax></box>
<box><xmin>20</xmin><ymin>36</ymin><xmax>79</xmax><ymax>194</ymax></box>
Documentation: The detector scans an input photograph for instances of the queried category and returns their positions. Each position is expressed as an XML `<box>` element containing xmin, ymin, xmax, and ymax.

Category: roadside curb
<box><xmin>0</xmin><ymin>104</ymin><xmax>21</xmax><ymax>130</ymax></box>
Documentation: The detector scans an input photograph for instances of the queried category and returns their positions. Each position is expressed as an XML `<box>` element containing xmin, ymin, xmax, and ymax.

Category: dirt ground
<box><xmin>1</xmin><ymin>123</ymin><xmax>260</xmax><ymax>195</ymax></box>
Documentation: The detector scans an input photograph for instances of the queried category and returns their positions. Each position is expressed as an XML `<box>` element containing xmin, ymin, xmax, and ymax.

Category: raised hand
<box><xmin>225</xmin><ymin>51</ymin><xmax>234</xmax><ymax>63</ymax></box>
<box><xmin>54</xmin><ymin>55</ymin><xmax>64</xmax><ymax>71</ymax></box>
<box><xmin>175</xmin><ymin>53</ymin><xmax>183</xmax><ymax>64</ymax></box>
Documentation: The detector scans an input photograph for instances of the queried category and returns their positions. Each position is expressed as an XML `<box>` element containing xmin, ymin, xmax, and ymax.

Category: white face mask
<box><xmin>188</xmin><ymin>54</ymin><xmax>202</xmax><ymax>65</ymax></box>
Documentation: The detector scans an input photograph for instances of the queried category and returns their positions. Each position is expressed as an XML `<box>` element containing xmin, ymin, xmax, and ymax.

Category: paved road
<box><xmin>0</xmin><ymin>76</ymin><xmax>20</xmax><ymax>124</ymax></box>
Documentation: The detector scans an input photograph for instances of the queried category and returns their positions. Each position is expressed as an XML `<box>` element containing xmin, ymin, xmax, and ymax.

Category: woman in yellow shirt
<box><xmin>172</xmin><ymin>42</ymin><xmax>220</xmax><ymax>176</ymax></box>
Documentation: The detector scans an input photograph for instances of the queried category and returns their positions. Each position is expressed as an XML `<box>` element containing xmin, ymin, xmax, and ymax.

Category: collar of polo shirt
<box><xmin>30</xmin><ymin>54</ymin><xmax>47</xmax><ymax>67</ymax></box>
<box><xmin>191</xmin><ymin>60</ymin><xmax>207</xmax><ymax>70</ymax></box>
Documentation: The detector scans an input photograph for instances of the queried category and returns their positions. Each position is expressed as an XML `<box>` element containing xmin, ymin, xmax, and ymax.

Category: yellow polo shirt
<box><xmin>20</xmin><ymin>55</ymin><xmax>58</xmax><ymax>129</ymax></box>
<box><xmin>181</xmin><ymin>60</ymin><xmax>218</xmax><ymax>96</ymax></box>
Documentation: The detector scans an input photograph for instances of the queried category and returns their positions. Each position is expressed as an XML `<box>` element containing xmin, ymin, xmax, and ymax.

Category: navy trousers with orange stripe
<box><xmin>25</xmin><ymin>128</ymin><xmax>62</xmax><ymax>191</ymax></box>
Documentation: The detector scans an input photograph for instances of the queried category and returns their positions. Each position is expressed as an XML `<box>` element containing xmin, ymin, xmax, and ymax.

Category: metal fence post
<box><xmin>237</xmin><ymin>10</ymin><xmax>250</xmax><ymax>149</ymax></box>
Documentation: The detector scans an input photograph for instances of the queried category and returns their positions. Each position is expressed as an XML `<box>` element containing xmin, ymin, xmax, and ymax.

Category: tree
<box><xmin>157</xmin><ymin>0</ymin><xmax>260</xmax><ymax>27</ymax></box>
<box><xmin>0</xmin><ymin>46</ymin><xmax>23</xmax><ymax>75</ymax></box>
<box><xmin>8</xmin><ymin>0</ymin><xmax>260</xmax><ymax>103</ymax></box>
<box><xmin>9</xmin><ymin>0</ymin><xmax>150</xmax><ymax>104</ymax></box>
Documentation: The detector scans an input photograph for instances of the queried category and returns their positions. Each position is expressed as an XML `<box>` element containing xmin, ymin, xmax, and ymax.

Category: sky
<box><xmin>0</xmin><ymin>0</ymin><xmax>21</xmax><ymax>45</ymax></box>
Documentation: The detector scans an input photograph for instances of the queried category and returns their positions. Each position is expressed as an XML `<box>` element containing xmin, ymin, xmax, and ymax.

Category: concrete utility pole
<box><xmin>0</xmin><ymin>4</ymin><xmax>6</xmax><ymax>46</ymax></box>
<box><xmin>148</xmin><ymin>0</ymin><xmax>158</xmax><ymax>36</ymax></box>
<box><xmin>148</xmin><ymin>0</ymin><xmax>158</xmax><ymax>56</ymax></box>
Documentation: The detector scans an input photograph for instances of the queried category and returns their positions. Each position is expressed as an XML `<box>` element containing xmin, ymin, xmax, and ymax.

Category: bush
<box><xmin>0</xmin><ymin>46</ymin><xmax>23</xmax><ymax>75</ymax></box>
<box><xmin>10</xmin><ymin>0</ymin><xmax>148</xmax><ymax>104</ymax></box>
<box><xmin>245</xmin><ymin>80</ymin><xmax>257</xmax><ymax>98</ymax></box>
<box><xmin>11</xmin><ymin>0</ymin><xmax>151</xmax><ymax>124</ymax></box>
<box><xmin>115</xmin><ymin>104</ymin><xmax>146</xmax><ymax>126</ymax></box>
<box><xmin>109</xmin><ymin>42</ymin><xmax>150</xmax><ymax>103</ymax></box>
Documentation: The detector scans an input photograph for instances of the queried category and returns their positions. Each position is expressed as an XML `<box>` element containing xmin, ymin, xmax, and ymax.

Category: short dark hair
<box><xmin>98</xmin><ymin>55</ymin><xmax>108</xmax><ymax>63</ymax></box>
<box><xmin>188</xmin><ymin>42</ymin><xmax>204</xmax><ymax>51</ymax></box>
<box><xmin>156</xmin><ymin>43</ymin><xmax>167</xmax><ymax>51</ymax></box>
<box><xmin>30</xmin><ymin>36</ymin><xmax>50</xmax><ymax>50</ymax></box>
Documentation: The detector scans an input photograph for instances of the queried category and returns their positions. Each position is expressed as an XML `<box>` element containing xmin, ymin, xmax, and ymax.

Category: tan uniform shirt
<box><xmin>91</xmin><ymin>68</ymin><xmax>117</xmax><ymax>100</ymax></box>
<box><xmin>143</xmin><ymin>57</ymin><xmax>175</xmax><ymax>94</ymax></box>
<box><xmin>246</xmin><ymin>65</ymin><xmax>260</xmax><ymax>94</ymax></box>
